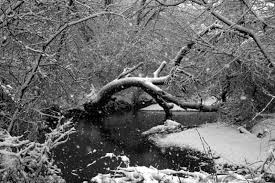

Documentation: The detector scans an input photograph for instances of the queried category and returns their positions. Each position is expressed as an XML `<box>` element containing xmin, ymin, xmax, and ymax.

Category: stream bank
<box><xmin>146</xmin><ymin>116</ymin><xmax>275</xmax><ymax>172</ymax></box>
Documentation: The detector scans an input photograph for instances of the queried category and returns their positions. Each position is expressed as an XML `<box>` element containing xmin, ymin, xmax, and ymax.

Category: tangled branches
<box><xmin>0</xmin><ymin>121</ymin><xmax>75</xmax><ymax>183</ymax></box>
<box><xmin>91</xmin><ymin>165</ymin><xmax>266</xmax><ymax>183</ymax></box>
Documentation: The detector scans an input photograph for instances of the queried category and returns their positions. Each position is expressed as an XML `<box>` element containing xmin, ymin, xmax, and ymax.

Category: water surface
<box><xmin>53</xmin><ymin>111</ymin><xmax>217</xmax><ymax>182</ymax></box>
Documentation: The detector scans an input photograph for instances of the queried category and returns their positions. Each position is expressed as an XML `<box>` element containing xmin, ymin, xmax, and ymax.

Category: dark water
<box><xmin>53</xmin><ymin>111</ymin><xmax>217</xmax><ymax>183</ymax></box>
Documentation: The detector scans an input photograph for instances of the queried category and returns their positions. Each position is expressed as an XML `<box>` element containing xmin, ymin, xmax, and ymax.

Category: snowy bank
<box><xmin>147</xmin><ymin>122</ymin><xmax>275</xmax><ymax>169</ymax></box>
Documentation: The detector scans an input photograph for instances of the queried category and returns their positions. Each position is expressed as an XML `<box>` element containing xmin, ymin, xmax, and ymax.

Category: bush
<box><xmin>0</xmin><ymin>121</ymin><xmax>75</xmax><ymax>183</ymax></box>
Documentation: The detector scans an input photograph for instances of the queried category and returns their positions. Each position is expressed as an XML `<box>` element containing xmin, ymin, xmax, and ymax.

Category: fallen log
<box><xmin>84</xmin><ymin>62</ymin><xmax>218</xmax><ymax>119</ymax></box>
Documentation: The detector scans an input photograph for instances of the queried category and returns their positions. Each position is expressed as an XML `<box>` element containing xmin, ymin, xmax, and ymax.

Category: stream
<box><xmin>53</xmin><ymin>110</ymin><xmax>217</xmax><ymax>183</ymax></box>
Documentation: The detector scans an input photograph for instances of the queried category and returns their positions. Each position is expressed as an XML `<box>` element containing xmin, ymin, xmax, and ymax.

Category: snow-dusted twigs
<box><xmin>250</xmin><ymin>90</ymin><xmax>275</xmax><ymax>122</ymax></box>
<box><xmin>153</xmin><ymin>61</ymin><xmax>167</xmax><ymax>78</ymax></box>
<box><xmin>91</xmin><ymin>165</ymin><xmax>263</xmax><ymax>183</ymax></box>
<box><xmin>0</xmin><ymin>121</ymin><xmax>75</xmax><ymax>182</ymax></box>
<box><xmin>84</xmin><ymin>23</ymin><xmax>222</xmax><ymax>118</ymax></box>
<box><xmin>8</xmin><ymin>11</ymin><xmax>124</xmax><ymax>133</ymax></box>
<box><xmin>117</xmin><ymin>62</ymin><xmax>144</xmax><ymax>79</ymax></box>
<box><xmin>190</xmin><ymin>0</ymin><xmax>274</xmax><ymax>68</ymax></box>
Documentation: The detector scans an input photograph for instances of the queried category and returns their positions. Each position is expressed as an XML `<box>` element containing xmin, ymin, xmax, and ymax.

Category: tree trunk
<box><xmin>84</xmin><ymin>62</ymin><xmax>218</xmax><ymax>120</ymax></box>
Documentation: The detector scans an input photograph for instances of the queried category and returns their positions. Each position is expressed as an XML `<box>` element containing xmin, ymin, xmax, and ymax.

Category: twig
<box><xmin>190</xmin><ymin>0</ymin><xmax>274</xmax><ymax>68</ymax></box>
<box><xmin>9</xmin><ymin>11</ymin><xmax>124</xmax><ymax>133</ymax></box>
<box><xmin>250</xmin><ymin>92</ymin><xmax>275</xmax><ymax>122</ymax></box>
<box><xmin>117</xmin><ymin>62</ymin><xmax>144</xmax><ymax>79</ymax></box>
<box><xmin>153</xmin><ymin>61</ymin><xmax>166</xmax><ymax>78</ymax></box>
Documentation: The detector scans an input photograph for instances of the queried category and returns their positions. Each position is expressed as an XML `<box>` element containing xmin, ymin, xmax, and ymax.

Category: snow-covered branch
<box><xmin>1</xmin><ymin>121</ymin><xmax>75</xmax><ymax>182</ymax></box>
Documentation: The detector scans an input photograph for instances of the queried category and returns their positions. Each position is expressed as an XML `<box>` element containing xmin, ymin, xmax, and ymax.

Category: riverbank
<box><xmin>147</xmin><ymin>118</ymin><xmax>275</xmax><ymax>171</ymax></box>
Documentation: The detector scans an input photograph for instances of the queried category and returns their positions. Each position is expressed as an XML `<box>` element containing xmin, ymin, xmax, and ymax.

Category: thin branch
<box><xmin>240</xmin><ymin>0</ymin><xmax>275</xmax><ymax>30</ymax></box>
<box><xmin>173</xmin><ymin>42</ymin><xmax>195</xmax><ymax>66</ymax></box>
<box><xmin>172</xmin><ymin>23</ymin><xmax>222</xmax><ymax>67</ymax></box>
<box><xmin>153</xmin><ymin>61</ymin><xmax>166</xmax><ymax>78</ymax></box>
<box><xmin>250</xmin><ymin>90</ymin><xmax>275</xmax><ymax>122</ymax></box>
<box><xmin>117</xmin><ymin>62</ymin><xmax>144</xmax><ymax>79</ymax></box>
<box><xmin>0</xmin><ymin>1</ymin><xmax>25</xmax><ymax>25</ymax></box>
<box><xmin>9</xmin><ymin>11</ymin><xmax>124</xmax><ymax>133</ymax></box>
<box><xmin>190</xmin><ymin>0</ymin><xmax>274</xmax><ymax>68</ymax></box>
<box><xmin>18</xmin><ymin>11</ymin><xmax>124</xmax><ymax>100</ymax></box>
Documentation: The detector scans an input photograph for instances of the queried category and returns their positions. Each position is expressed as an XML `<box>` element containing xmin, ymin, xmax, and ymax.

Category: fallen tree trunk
<box><xmin>84</xmin><ymin>76</ymin><xmax>174</xmax><ymax>119</ymax></box>
<box><xmin>84</xmin><ymin>61</ymin><xmax>219</xmax><ymax>119</ymax></box>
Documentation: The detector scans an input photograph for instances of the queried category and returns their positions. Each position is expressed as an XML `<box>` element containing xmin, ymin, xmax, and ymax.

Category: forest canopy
<box><xmin>0</xmin><ymin>0</ymin><xmax>274</xmax><ymax>133</ymax></box>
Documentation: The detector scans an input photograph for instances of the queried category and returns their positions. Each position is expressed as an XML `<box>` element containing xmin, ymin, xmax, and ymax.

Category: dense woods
<box><xmin>1</xmin><ymin>0</ymin><xmax>274</xmax><ymax>133</ymax></box>
<box><xmin>0</xmin><ymin>0</ymin><xmax>275</xmax><ymax>182</ymax></box>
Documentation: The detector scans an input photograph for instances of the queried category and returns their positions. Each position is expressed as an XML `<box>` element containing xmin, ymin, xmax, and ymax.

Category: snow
<box><xmin>140</xmin><ymin>103</ymin><xmax>196</xmax><ymax>111</ymax></box>
<box><xmin>90</xmin><ymin>119</ymin><xmax>275</xmax><ymax>183</ymax></box>
<box><xmin>91</xmin><ymin>165</ymin><xmax>258</xmax><ymax>183</ymax></box>
<box><xmin>149</xmin><ymin>122</ymin><xmax>275</xmax><ymax>168</ymax></box>
<box><xmin>142</xmin><ymin>120</ymin><xmax>183</xmax><ymax>136</ymax></box>
<box><xmin>104</xmin><ymin>153</ymin><xmax>116</xmax><ymax>158</ymax></box>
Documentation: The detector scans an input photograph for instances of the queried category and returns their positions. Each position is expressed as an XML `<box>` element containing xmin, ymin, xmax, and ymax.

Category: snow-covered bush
<box><xmin>0</xmin><ymin>121</ymin><xmax>75</xmax><ymax>182</ymax></box>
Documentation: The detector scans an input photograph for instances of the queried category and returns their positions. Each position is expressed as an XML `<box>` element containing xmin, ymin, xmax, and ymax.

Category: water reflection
<box><xmin>53</xmin><ymin>111</ymin><xmax>217</xmax><ymax>183</ymax></box>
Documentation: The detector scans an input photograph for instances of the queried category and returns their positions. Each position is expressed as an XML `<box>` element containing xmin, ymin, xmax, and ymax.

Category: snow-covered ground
<box><xmin>148</xmin><ymin>121</ymin><xmax>275</xmax><ymax>169</ymax></box>
<box><xmin>90</xmin><ymin>117</ymin><xmax>275</xmax><ymax>183</ymax></box>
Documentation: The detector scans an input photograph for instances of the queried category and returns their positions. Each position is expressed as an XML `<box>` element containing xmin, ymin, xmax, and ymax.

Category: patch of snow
<box><xmin>150</xmin><ymin>122</ymin><xmax>274</xmax><ymax>168</ymax></box>
<box><xmin>142</xmin><ymin>120</ymin><xmax>183</xmax><ymax>136</ymax></box>
<box><xmin>104</xmin><ymin>153</ymin><xmax>116</xmax><ymax>158</ymax></box>
<box><xmin>119</xmin><ymin>155</ymin><xmax>130</xmax><ymax>167</ymax></box>
<box><xmin>91</xmin><ymin>165</ymin><xmax>256</xmax><ymax>183</ymax></box>
<box><xmin>140</xmin><ymin>103</ymin><xmax>189</xmax><ymax>111</ymax></box>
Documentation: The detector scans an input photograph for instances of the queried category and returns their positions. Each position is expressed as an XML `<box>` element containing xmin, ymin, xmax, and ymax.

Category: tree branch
<box><xmin>84</xmin><ymin>76</ymin><xmax>174</xmax><ymax>118</ymax></box>
<box><xmin>0</xmin><ymin>1</ymin><xmax>25</xmax><ymax>26</ymax></box>
<box><xmin>117</xmin><ymin>62</ymin><xmax>144</xmax><ymax>79</ymax></box>
<box><xmin>18</xmin><ymin>11</ymin><xmax>124</xmax><ymax>101</ymax></box>
<box><xmin>190</xmin><ymin>0</ymin><xmax>274</xmax><ymax>68</ymax></box>
<box><xmin>9</xmin><ymin>11</ymin><xmax>124</xmax><ymax>133</ymax></box>
<box><xmin>172</xmin><ymin>23</ymin><xmax>222</xmax><ymax>67</ymax></box>
<box><xmin>84</xmin><ymin>62</ymin><xmax>218</xmax><ymax>120</ymax></box>
<box><xmin>153</xmin><ymin>61</ymin><xmax>167</xmax><ymax>78</ymax></box>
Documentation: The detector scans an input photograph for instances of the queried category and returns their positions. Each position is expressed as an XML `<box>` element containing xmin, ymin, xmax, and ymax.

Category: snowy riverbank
<box><xmin>147</xmin><ymin>120</ymin><xmax>275</xmax><ymax>171</ymax></box>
